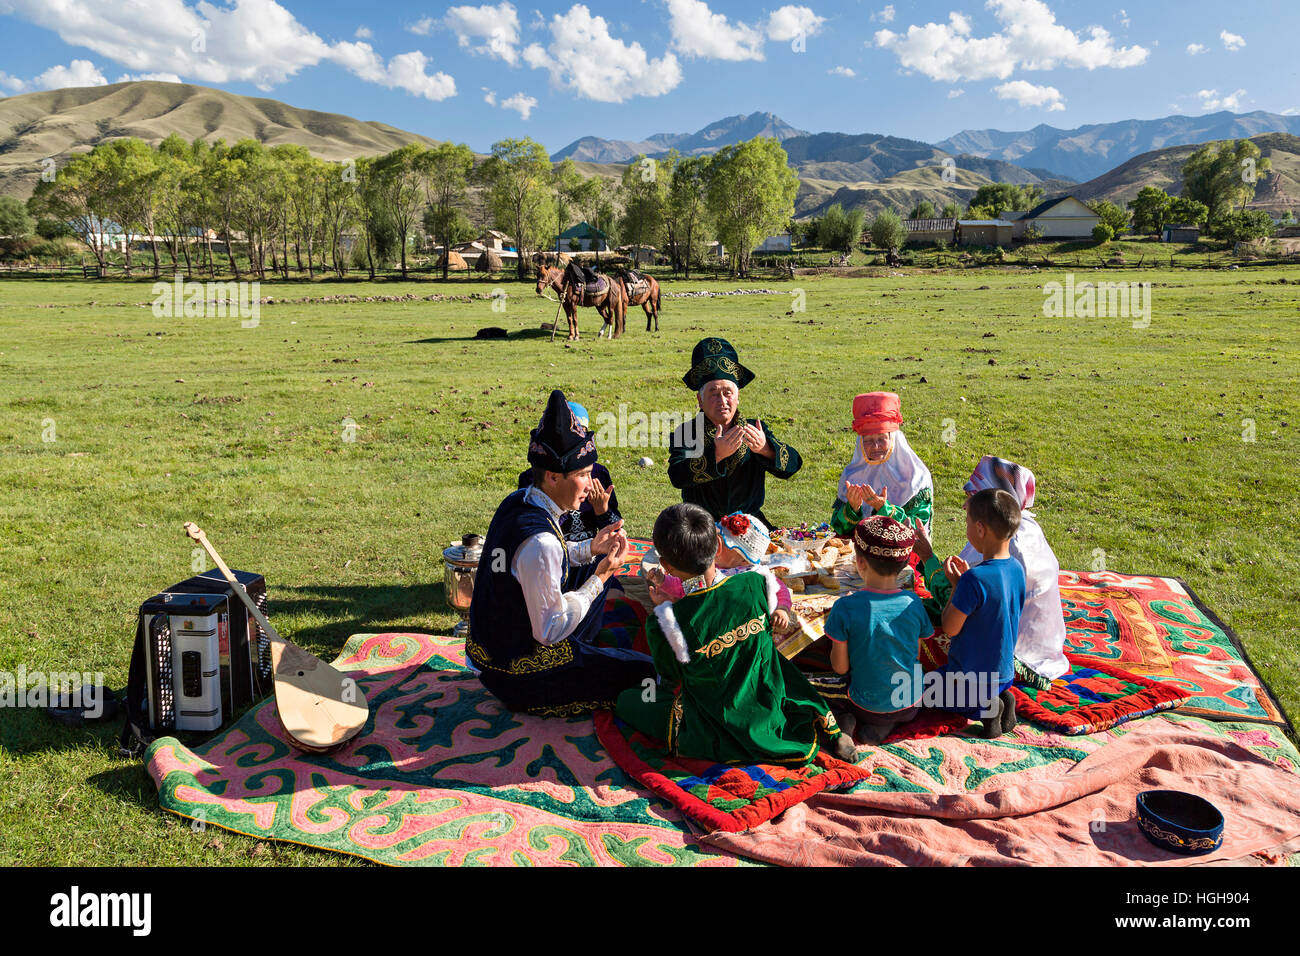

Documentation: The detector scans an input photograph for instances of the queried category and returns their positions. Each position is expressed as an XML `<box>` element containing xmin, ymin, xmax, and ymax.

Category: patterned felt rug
<box><xmin>147</xmin><ymin>616</ymin><xmax>746</xmax><ymax>867</ymax></box>
<box><xmin>1059</xmin><ymin>571</ymin><xmax>1289</xmax><ymax>726</ymax></box>
<box><xmin>1012</xmin><ymin>653</ymin><xmax>1192</xmax><ymax>735</ymax></box>
<box><xmin>144</xmin><ymin>564</ymin><xmax>1296</xmax><ymax>866</ymax></box>
<box><xmin>593</xmin><ymin>711</ymin><xmax>869</xmax><ymax>833</ymax></box>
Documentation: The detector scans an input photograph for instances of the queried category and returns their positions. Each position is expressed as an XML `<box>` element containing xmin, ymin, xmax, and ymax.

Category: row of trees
<box><xmin>21</xmin><ymin>131</ymin><xmax>800</xmax><ymax>280</ymax></box>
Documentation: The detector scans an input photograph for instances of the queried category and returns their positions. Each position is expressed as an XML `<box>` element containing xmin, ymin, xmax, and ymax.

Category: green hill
<box><xmin>0</xmin><ymin>81</ymin><xmax>442</xmax><ymax>199</ymax></box>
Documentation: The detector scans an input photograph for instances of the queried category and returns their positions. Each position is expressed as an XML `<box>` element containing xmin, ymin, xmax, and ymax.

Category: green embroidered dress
<box><xmin>667</xmin><ymin>415</ymin><xmax>802</xmax><ymax>525</ymax></box>
<box><xmin>615</xmin><ymin>569</ymin><xmax>840</xmax><ymax>765</ymax></box>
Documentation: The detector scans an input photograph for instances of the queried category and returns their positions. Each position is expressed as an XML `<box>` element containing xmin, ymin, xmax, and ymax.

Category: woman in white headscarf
<box><xmin>830</xmin><ymin>392</ymin><xmax>934</xmax><ymax>536</ymax></box>
<box><xmin>913</xmin><ymin>455</ymin><xmax>1069</xmax><ymax>683</ymax></box>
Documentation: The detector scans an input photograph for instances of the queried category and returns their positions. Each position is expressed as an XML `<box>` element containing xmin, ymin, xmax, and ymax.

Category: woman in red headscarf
<box><xmin>830</xmin><ymin>392</ymin><xmax>934</xmax><ymax>537</ymax></box>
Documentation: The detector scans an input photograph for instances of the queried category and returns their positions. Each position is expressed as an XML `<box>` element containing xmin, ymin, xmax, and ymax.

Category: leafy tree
<box><xmin>1168</xmin><ymin>196</ymin><xmax>1209</xmax><ymax>228</ymax></box>
<box><xmin>869</xmin><ymin>209</ymin><xmax>906</xmax><ymax>252</ymax></box>
<box><xmin>479</xmin><ymin>138</ymin><xmax>554</xmax><ymax>279</ymax></box>
<box><xmin>620</xmin><ymin>154</ymin><xmax>666</xmax><ymax>266</ymax></box>
<box><xmin>940</xmin><ymin>200</ymin><xmax>961</xmax><ymax>219</ymax></box>
<box><xmin>424</xmin><ymin>142</ymin><xmax>475</xmax><ymax>280</ymax></box>
<box><xmin>373</xmin><ymin>143</ymin><xmax>430</xmax><ymax>279</ymax></box>
<box><xmin>817</xmin><ymin>203</ymin><xmax>865</xmax><ymax>252</ymax></box>
<box><xmin>1211</xmin><ymin>209</ymin><xmax>1274</xmax><ymax>244</ymax></box>
<box><xmin>1182</xmin><ymin>139</ymin><xmax>1271</xmax><ymax>232</ymax></box>
<box><xmin>35</xmin><ymin>217</ymin><xmax>74</xmax><ymax>240</ymax></box>
<box><xmin>667</xmin><ymin>154</ymin><xmax>710</xmax><ymax>276</ymax></box>
<box><xmin>0</xmin><ymin>196</ymin><xmax>35</xmax><ymax>251</ymax></box>
<box><xmin>30</xmin><ymin>147</ymin><xmax>116</xmax><ymax>274</ymax></box>
<box><xmin>967</xmin><ymin>182</ymin><xmax>1043</xmax><ymax>218</ymax></box>
<box><xmin>550</xmin><ymin>157</ymin><xmax>585</xmax><ymax>258</ymax></box>
<box><xmin>1127</xmin><ymin>186</ymin><xmax>1173</xmax><ymax>236</ymax></box>
<box><xmin>1088</xmin><ymin>199</ymin><xmax>1129</xmax><ymax>237</ymax></box>
<box><xmin>1092</xmin><ymin>223</ymin><xmax>1114</xmax><ymax>244</ymax></box>
<box><xmin>706</xmin><ymin>137</ymin><xmax>798</xmax><ymax>276</ymax></box>
<box><xmin>909</xmin><ymin>200</ymin><xmax>936</xmax><ymax>220</ymax></box>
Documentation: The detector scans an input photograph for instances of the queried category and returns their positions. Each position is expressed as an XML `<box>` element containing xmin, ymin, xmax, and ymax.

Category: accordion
<box><xmin>123</xmin><ymin>570</ymin><xmax>273</xmax><ymax>747</ymax></box>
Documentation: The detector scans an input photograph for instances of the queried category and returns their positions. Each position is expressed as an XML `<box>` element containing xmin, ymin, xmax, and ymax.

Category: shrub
<box><xmin>1092</xmin><ymin>223</ymin><xmax>1115</xmax><ymax>244</ymax></box>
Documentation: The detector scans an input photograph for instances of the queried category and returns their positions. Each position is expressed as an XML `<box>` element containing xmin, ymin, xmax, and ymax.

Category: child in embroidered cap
<box><xmin>825</xmin><ymin>516</ymin><xmax>933</xmax><ymax>744</ymax></box>
<box><xmin>647</xmin><ymin>511</ymin><xmax>794</xmax><ymax>634</ymax></box>
<box><xmin>932</xmin><ymin>488</ymin><xmax>1027</xmax><ymax>738</ymax></box>
<box><xmin>616</xmin><ymin>503</ymin><xmax>853</xmax><ymax>764</ymax></box>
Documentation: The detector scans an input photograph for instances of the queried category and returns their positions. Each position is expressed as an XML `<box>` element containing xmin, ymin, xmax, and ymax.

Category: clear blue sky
<box><xmin>1</xmin><ymin>0</ymin><xmax>1295</xmax><ymax>153</ymax></box>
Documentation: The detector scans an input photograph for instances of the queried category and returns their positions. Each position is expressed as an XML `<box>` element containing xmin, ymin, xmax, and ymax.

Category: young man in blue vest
<box><xmin>468</xmin><ymin>389</ymin><xmax>654</xmax><ymax>717</ymax></box>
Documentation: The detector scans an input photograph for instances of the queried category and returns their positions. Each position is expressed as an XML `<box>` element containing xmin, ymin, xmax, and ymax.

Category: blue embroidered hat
<box><xmin>1136</xmin><ymin>790</ymin><xmax>1224</xmax><ymax>856</ymax></box>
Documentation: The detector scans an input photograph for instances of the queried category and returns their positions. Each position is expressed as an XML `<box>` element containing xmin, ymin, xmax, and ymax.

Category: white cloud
<box><xmin>33</xmin><ymin>59</ymin><xmax>108</xmax><ymax>90</ymax></box>
<box><xmin>443</xmin><ymin>3</ymin><xmax>522</xmax><ymax>65</ymax></box>
<box><xmin>1198</xmin><ymin>88</ymin><xmax>1246</xmax><ymax>111</ymax></box>
<box><xmin>1186</xmin><ymin>43</ymin><xmax>1207</xmax><ymax>55</ymax></box>
<box><xmin>1117</xmin><ymin>9</ymin><xmax>1129</xmax><ymax>29</ymax></box>
<box><xmin>766</xmin><ymin>5</ymin><xmax>825</xmax><ymax>43</ymax></box>
<box><xmin>874</xmin><ymin>0</ymin><xmax>1148</xmax><ymax>83</ymax></box>
<box><xmin>995</xmin><ymin>79</ymin><xmax>1065</xmax><ymax>111</ymax></box>
<box><xmin>0</xmin><ymin>0</ymin><xmax>457</xmax><ymax>98</ymax></box>
<box><xmin>482</xmin><ymin>87</ymin><xmax>498</xmax><ymax>106</ymax></box>
<box><xmin>828</xmin><ymin>66</ymin><xmax>855</xmax><ymax>77</ymax></box>
<box><xmin>0</xmin><ymin>59</ymin><xmax>123</xmax><ymax>93</ymax></box>
<box><xmin>501</xmin><ymin>91</ymin><xmax>537</xmax><ymax>119</ymax></box>
<box><xmin>1220</xmin><ymin>30</ymin><xmax>1245</xmax><ymax>51</ymax></box>
<box><xmin>666</xmin><ymin>0</ymin><xmax>824</xmax><ymax>60</ymax></box>
<box><xmin>408</xmin><ymin>17</ymin><xmax>436</xmax><ymax>36</ymax></box>
<box><xmin>524</xmin><ymin>4</ymin><xmax>681</xmax><ymax>102</ymax></box>
<box><xmin>116</xmin><ymin>72</ymin><xmax>184</xmax><ymax>83</ymax></box>
<box><xmin>355</xmin><ymin>26</ymin><xmax>373</xmax><ymax>39</ymax></box>
<box><xmin>948</xmin><ymin>87</ymin><xmax>966</xmax><ymax>98</ymax></box>
<box><xmin>667</xmin><ymin>0</ymin><xmax>765</xmax><ymax>60</ymax></box>
<box><xmin>1282</xmin><ymin>107</ymin><xmax>1299</xmax><ymax>116</ymax></box>
<box><xmin>871</xmin><ymin>5</ymin><xmax>895</xmax><ymax>23</ymax></box>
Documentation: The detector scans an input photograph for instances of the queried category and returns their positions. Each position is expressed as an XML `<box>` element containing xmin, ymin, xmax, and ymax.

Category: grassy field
<box><xmin>1</xmin><ymin>266</ymin><xmax>1297</xmax><ymax>865</ymax></box>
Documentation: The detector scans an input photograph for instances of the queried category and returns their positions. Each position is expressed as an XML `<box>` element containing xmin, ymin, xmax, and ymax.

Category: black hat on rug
<box><xmin>682</xmin><ymin>337</ymin><xmax>755</xmax><ymax>391</ymax></box>
<box><xmin>528</xmin><ymin>389</ymin><xmax>598</xmax><ymax>473</ymax></box>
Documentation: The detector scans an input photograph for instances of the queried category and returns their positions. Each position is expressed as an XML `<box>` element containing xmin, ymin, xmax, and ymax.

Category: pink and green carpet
<box><xmin>145</xmin><ymin>572</ymin><xmax>1299</xmax><ymax>866</ymax></box>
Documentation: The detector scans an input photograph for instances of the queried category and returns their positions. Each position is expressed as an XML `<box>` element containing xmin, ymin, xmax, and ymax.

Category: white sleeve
<box><xmin>512</xmin><ymin>532</ymin><xmax>605</xmax><ymax>646</ymax></box>
<box><xmin>567</xmin><ymin>537</ymin><xmax>594</xmax><ymax>566</ymax></box>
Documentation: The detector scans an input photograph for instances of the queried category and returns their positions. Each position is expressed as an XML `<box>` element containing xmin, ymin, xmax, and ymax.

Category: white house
<box><xmin>1020</xmin><ymin>196</ymin><xmax>1101</xmax><ymax>239</ymax></box>
<box><xmin>752</xmin><ymin>234</ymin><xmax>792</xmax><ymax>253</ymax></box>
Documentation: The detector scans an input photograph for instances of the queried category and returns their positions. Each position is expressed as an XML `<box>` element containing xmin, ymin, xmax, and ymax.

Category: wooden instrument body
<box><xmin>182</xmin><ymin>522</ymin><xmax>368</xmax><ymax>752</ymax></box>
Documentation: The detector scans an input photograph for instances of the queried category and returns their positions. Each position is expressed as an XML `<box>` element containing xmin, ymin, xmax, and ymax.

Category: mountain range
<box><xmin>2</xmin><ymin>81</ymin><xmax>1296</xmax><ymax>220</ymax></box>
<box><xmin>937</xmin><ymin>110</ymin><xmax>1300</xmax><ymax>182</ymax></box>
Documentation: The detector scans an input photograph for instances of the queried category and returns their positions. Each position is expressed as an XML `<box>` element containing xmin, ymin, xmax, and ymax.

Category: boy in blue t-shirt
<box><xmin>934</xmin><ymin>487</ymin><xmax>1027</xmax><ymax>738</ymax></box>
<box><xmin>826</xmin><ymin>515</ymin><xmax>933</xmax><ymax>745</ymax></box>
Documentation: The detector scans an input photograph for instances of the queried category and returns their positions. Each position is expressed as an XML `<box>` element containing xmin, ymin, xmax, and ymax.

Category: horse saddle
<box><xmin>564</xmin><ymin>264</ymin><xmax>609</xmax><ymax>302</ymax></box>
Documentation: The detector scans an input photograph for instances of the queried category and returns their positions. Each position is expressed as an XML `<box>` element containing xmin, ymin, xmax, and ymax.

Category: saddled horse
<box><xmin>612</xmin><ymin>268</ymin><xmax>662</xmax><ymax>332</ymax></box>
<box><xmin>535</xmin><ymin>264</ymin><xmax>627</xmax><ymax>340</ymax></box>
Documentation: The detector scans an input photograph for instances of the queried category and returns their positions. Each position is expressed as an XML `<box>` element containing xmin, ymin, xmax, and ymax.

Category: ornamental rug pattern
<box><xmin>1058</xmin><ymin>571</ymin><xmax>1288</xmax><ymax>726</ymax></box>
<box><xmin>146</xmin><ymin>631</ymin><xmax>746</xmax><ymax>867</ymax></box>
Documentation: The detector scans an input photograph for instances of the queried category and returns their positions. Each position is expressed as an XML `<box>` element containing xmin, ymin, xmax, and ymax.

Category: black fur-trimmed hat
<box><xmin>682</xmin><ymin>337</ymin><xmax>755</xmax><ymax>391</ymax></box>
<box><xmin>528</xmin><ymin>389</ymin><xmax>597</xmax><ymax>473</ymax></box>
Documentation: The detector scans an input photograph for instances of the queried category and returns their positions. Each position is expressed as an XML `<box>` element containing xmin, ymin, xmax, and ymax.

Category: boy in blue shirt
<box><xmin>935</xmin><ymin>487</ymin><xmax>1027</xmax><ymax>738</ymax></box>
<box><xmin>825</xmin><ymin>515</ymin><xmax>933</xmax><ymax>745</ymax></box>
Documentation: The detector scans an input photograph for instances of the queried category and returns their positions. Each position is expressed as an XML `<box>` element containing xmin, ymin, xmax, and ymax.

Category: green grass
<box><xmin>1</xmin><ymin>266</ymin><xmax>1297</xmax><ymax>864</ymax></box>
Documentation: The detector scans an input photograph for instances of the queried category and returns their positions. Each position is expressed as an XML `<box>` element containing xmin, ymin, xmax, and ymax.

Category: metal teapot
<box><xmin>442</xmin><ymin>533</ymin><xmax>483</xmax><ymax>637</ymax></box>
